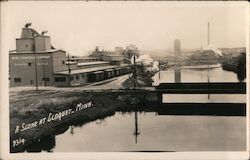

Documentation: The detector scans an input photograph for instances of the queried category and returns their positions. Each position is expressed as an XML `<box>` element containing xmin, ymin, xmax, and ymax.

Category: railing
<box><xmin>156</xmin><ymin>82</ymin><xmax>246</xmax><ymax>94</ymax></box>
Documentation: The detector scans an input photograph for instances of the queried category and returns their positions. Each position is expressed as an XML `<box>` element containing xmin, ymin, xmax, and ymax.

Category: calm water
<box><xmin>153</xmin><ymin>67</ymin><xmax>241</xmax><ymax>85</ymax></box>
<box><xmin>153</xmin><ymin>67</ymin><xmax>246</xmax><ymax>103</ymax></box>
<box><xmin>30</xmin><ymin>67</ymin><xmax>246</xmax><ymax>152</ymax></box>
<box><xmin>52</xmin><ymin>112</ymin><xmax>246</xmax><ymax>152</ymax></box>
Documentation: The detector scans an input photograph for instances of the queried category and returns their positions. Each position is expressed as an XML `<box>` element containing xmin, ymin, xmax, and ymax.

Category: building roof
<box><xmin>70</xmin><ymin>56</ymin><xmax>99</xmax><ymax>60</ymax></box>
<box><xmin>66</xmin><ymin>61</ymin><xmax>77</xmax><ymax>65</ymax></box>
<box><xmin>94</xmin><ymin>71</ymin><xmax>103</xmax><ymax>74</ymax></box>
<box><xmin>54</xmin><ymin>64</ymin><xmax>131</xmax><ymax>75</ymax></box>
<box><xmin>9</xmin><ymin>49</ymin><xmax>66</xmax><ymax>54</ymax></box>
<box><xmin>21</xmin><ymin>27</ymin><xmax>40</xmax><ymax>38</ymax></box>
<box><xmin>77</xmin><ymin>61</ymin><xmax>109</xmax><ymax>66</ymax></box>
<box><xmin>54</xmin><ymin>65</ymin><xmax>119</xmax><ymax>75</ymax></box>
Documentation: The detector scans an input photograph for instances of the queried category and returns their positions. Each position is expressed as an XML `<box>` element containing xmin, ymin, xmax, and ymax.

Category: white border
<box><xmin>1</xmin><ymin>1</ymin><xmax>249</xmax><ymax>160</ymax></box>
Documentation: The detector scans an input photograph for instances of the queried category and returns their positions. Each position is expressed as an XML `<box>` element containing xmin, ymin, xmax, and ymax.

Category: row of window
<box><xmin>14</xmin><ymin>78</ymin><xmax>50</xmax><ymax>83</ymax></box>
<box><xmin>14</xmin><ymin>74</ymin><xmax>86</xmax><ymax>83</ymax></box>
<box><xmin>55</xmin><ymin>74</ymin><xmax>86</xmax><ymax>82</ymax></box>
<box><xmin>21</xmin><ymin>62</ymin><xmax>48</xmax><ymax>67</ymax></box>
<box><xmin>70</xmin><ymin>74</ymin><xmax>86</xmax><ymax>81</ymax></box>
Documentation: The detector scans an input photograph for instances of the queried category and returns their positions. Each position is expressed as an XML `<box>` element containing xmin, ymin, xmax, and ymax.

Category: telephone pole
<box><xmin>67</xmin><ymin>53</ymin><xmax>71</xmax><ymax>87</ymax></box>
<box><xmin>34</xmin><ymin>52</ymin><xmax>38</xmax><ymax>91</ymax></box>
<box><xmin>42</xmin><ymin>58</ymin><xmax>46</xmax><ymax>86</ymax></box>
<box><xmin>133</xmin><ymin>54</ymin><xmax>137</xmax><ymax>89</ymax></box>
<box><xmin>207</xmin><ymin>22</ymin><xmax>210</xmax><ymax>46</ymax></box>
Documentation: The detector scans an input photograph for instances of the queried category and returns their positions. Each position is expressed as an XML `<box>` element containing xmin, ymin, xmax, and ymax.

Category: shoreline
<box><xmin>10</xmin><ymin>90</ymin><xmax>149</xmax><ymax>153</ymax></box>
<box><xmin>10</xmin><ymin>88</ymin><xmax>246</xmax><ymax>152</ymax></box>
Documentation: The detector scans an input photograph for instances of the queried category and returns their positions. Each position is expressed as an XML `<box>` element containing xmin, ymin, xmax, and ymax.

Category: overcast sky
<box><xmin>3</xmin><ymin>1</ymin><xmax>248</xmax><ymax>56</ymax></box>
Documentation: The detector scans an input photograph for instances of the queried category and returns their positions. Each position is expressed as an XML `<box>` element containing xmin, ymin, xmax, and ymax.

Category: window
<box><xmin>76</xmin><ymin>75</ymin><xmax>79</xmax><ymax>80</ymax></box>
<box><xmin>81</xmin><ymin>74</ymin><xmax>85</xmax><ymax>78</ymax></box>
<box><xmin>30</xmin><ymin>80</ymin><xmax>33</xmax><ymax>84</ymax></box>
<box><xmin>28</xmin><ymin>62</ymin><xmax>32</xmax><ymax>67</ymax></box>
<box><xmin>70</xmin><ymin>76</ymin><xmax>74</xmax><ymax>81</ymax></box>
<box><xmin>55</xmin><ymin>77</ymin><xmax>66</xmax><ymax>82</ymax></box>
<box><xmin>14</xmin><ymin>78</ymin><xmax>21</xmax><ymax>83</ymax></box>
<box><xmin>43</xmin><ymin>77</ymin><xmax>50</xmax><ymax>81</ymax></box>
<box><xmin>25</xmin><ymin>44</ymin><xmax>28</xmax><ymax>48</ymax></box>
<box><xmin>62</xmin><ymin>61</ymin><xmax>65</xmax><ymax>65</ymax></box>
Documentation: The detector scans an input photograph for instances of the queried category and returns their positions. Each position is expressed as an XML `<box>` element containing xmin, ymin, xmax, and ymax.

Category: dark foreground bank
<box><xmin>10</xmin><ymin>90</ymin><xmax>149</xmax><ymax>153</ymax></box>
<box><xmin>10</xmin><ymin>89</ymin><xmax>246</xmax><ymax>153</ymax></box>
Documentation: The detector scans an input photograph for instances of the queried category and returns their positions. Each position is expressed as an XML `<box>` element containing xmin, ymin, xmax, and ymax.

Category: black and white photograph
<box><xmin>0</xmin><ymin>1</ymin><xmax>249</xmax><ymax>159</ymax></box>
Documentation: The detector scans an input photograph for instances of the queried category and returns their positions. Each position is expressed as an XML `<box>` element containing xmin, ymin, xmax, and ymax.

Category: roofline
<box><xmin>16</xmin><ymin>38</ymin><xmax>34</xmax><ymax>40</ymax></box>
<box><xmin>35</xmin><ymin>35</ymin><xmax>50</xmax><ymax>38</ymax></box>
<box><xmin>53</xmin><ymin>65</ymin><xmax>131</xmax><ymax>75</ymax></box>
<box><xmin>9</xmin><ymin>49</ymin><xmax>66</xmax><ymax>54</ymax></box>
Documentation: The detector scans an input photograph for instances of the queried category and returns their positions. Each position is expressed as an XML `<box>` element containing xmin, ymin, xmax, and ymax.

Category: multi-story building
<box><xmin>9</xmin><ymin>25</ymin><xmax>67</xmax><ymax>87</ymax></box>
<box><xmin>9</xmin><ymin>24</ymin><xmax>132</xmax><ymax>87</ymax></box>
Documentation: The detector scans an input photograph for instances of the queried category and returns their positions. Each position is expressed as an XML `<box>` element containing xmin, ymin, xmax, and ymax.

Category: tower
<box><xmin>207</xmin><ymin>22</ymin><xmax>210</xmax><ymax>46</ymax></box>
<box><xmin>174</xmin><ymin>39</ymin><xmax>181</xmax><ymax>58</ymax></box>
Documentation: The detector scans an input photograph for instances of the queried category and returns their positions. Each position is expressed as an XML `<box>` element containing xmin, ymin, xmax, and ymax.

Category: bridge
<box><xmin>154</xmin><ymin>82</ymin><xmax>246</xmax><ymax>116</ymax></box>
<box><xmin>155</xmin><ymin>82</ymin><xmax>246</xmax><ymax>94</ymax></box>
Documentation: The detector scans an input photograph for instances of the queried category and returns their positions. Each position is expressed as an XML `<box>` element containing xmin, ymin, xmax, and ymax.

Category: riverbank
<box><xmin>10</xmin><ymin>89</ymin><xmax>150</xmax><ymax>152</ymax></box>
<box><xmin>221</xmin><ymin>52</ymin><xmax>246</xmax><ymax>81</ymax></box>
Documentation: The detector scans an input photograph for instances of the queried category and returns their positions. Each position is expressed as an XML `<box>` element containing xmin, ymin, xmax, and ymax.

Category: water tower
<box><xmin>174</xmin><ymin>39</ymin><xmax>181</xmax><ymax>58</ymax></box>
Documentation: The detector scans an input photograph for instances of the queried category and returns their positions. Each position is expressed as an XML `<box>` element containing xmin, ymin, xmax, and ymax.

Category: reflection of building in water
<box><xmin>174</xmin><ymin>68</ymin><xmax>181</xmax><ymax>83</ymax></box>
<box><xmin>25</xmin><ymin>135</ymin><xmax>55</xmax><ymax>152</ymax></box>
<box><xmin>174</xmin><ymin>39</ymin><xmax>181</xmax><ymax>58</ymax></box>
<box><xmin>70</xmin><ymin>126</ymin><xmax>74</xmax><ymax>135</ymax></box>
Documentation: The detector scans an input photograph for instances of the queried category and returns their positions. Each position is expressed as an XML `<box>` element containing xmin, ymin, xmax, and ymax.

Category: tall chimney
<box><xmin>207</xmin><ymin>22</ymin><xmax>210</xmax><ymax>46</ymax></box>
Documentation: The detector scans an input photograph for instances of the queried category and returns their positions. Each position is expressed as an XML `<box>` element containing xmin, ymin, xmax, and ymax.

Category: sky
<box><xmin>2</xmin><ymin>1</ymin><xmax>248</xmax><ymax>56</ymax></box>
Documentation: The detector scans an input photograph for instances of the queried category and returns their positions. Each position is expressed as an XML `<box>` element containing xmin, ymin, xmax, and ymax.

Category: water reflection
<box><xmin>133</xmin><ymin>111</ymin><xmax>140</xmax><ymax>144</ymax></box>
<box><xmin>70</xmin><ymin>126</ymin><xmax>74</xmax><ymax>135</ymax></box>
<box><xmin>21</xmin><ymin>67</ymin><xmax>246</xmax><ymax>152</ymax></box>
<box><xmin>25</xmin><ymin>135</ymin><xmax>55</xmax><ymax>153</ymax></box>
<box><xmin>153</xmin><ymin>67</ymin><xmax>241</xmax><ymax>86</ymax></box>
<box><xmin>174</xmin><ymin>68</ymin><xmax>181</xmax><ymax>83</ymax></box>
<box><xmin>21</xmin><ymin>103</ymin><xmax>246</xmax><ymax>152</ymax></box>
<box><xmin>52</xmin><ymin>112</ymin><xmax>245</xmax><ymax>152</ymax></box>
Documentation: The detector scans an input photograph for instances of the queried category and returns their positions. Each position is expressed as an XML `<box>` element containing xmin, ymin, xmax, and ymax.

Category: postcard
<box><xmin>0</xmin><ymin>1</ymin><xmax>249</xmax><ymax>160</ymax></box>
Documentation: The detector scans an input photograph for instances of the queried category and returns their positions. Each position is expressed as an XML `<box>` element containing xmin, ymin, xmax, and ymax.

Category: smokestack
<box><xmin>207</xmin><ymin>22</ymin><xmax>210</xmax><ymax>46</ymax></box>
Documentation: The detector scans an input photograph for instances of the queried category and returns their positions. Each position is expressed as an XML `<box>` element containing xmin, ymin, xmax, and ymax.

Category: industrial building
<box><xmin>9</xmin><ymin>24</ymin><xmax>133</xmax><ymax>87</ymax></box>
<box><xmin>174</xmin><ymin>39</ymin><xmax>181</xmax><ymax>58</ymax></box>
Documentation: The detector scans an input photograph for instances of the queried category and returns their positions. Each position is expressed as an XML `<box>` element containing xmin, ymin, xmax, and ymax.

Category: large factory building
<box><xmin>9</xmin><ymin>24</ymin><xmax>132</xmax><ymax>87</ymax></box>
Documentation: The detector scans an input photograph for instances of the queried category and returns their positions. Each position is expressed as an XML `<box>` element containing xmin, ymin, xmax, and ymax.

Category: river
<box><xmin>24</xmin><ymin>66</ymin><xmax>246</xmax><ymax>152</ymax></box>
<box><xmin>52</xmin><ymin>112</ymin><xmax>245</xmax><ymax>152</ymax></box>
<box><xmin>153</xmin><ymin>66</ymin><xmax>245</xmax><ymax>103</ymax></box>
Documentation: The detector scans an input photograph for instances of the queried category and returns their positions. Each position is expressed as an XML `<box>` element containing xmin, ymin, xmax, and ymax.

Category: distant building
<box><xmin>114</xmin><ymin>47</ymin><xmax>124</xmax><ymax>55</ymax></box>
<box><xmin>9</xmin><ymin>24</ymin><xmax>132</xmax><ymax>87</ymax></box>
<box><xmin>90</xmin><ymin>47</ymin><xmax>125</xmax><ymax>65</ymax></box>
<box><xmin>174</xmin><ymin>39</ymin><xmax>181</xmax><ymax>58</ymax></box>
<box><xmin>188</xmin><ymin>50</ymin><xmax>221</xmax><ymax>65</ymax></box>
<box><xmin>123</xmin><ymin>44</ymin><xmax>140</xmax><ymax>60</ymax></box>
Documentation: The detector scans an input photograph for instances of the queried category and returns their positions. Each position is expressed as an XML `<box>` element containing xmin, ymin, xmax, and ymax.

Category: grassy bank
<box><xmin>10</xmin><ymin>90</ymin><xmax>147</xmax><ymax>153</ymax></box>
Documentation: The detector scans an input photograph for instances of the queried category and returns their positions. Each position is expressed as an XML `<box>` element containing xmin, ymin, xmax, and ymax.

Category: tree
<box><xmin>237</xmin><ymin>52</ymin><xmax>246</xmax><ymax>82</ymax></box>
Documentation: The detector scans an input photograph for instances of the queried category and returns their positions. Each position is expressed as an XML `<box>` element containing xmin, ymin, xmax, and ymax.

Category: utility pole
<box><xmin>34</xmin><ymin>52</ymin><xmax>38</xmax><ymax>91</ymax></box>
<box><xmin>67</xmin><ymin>52</ymin><xmax>71</xmax><ymax>87</ymax></box>
<box><xmin>207</xmin><ymin>22</ymin><xmax>210</xmax><ymax>46</ymax></box>
<box><xmin>42</xmin><ymin>58</ymin><xmax>46</xmax><ymax>86</ymax></box>
<box><xmin>158</xmin><ymin>70</ymin><xmax>161</xmax><ymax>81</ymax></box>
<box><xmin>133</xmin><ymin>54</ymin><xmax>137</xmax><ymax>89</ymax></box>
